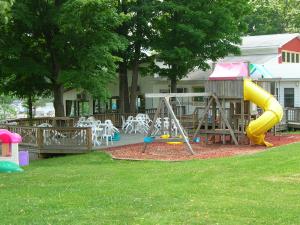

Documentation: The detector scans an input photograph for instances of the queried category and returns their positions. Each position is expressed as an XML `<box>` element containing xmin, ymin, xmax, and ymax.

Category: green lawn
<box><xmin>1</xmin><ymin>144</ymin><xmax>300</xmax><ymax>225</ymax></box>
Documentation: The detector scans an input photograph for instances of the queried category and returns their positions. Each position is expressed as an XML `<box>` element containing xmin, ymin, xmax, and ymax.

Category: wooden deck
<box><xmin>0</xmin><ymin>123</ymin><xmax>146</xmax><ymax>157</ymax></box>
<box><xmin>1</xmin><ymin>125</ymin><xmax>93</xmax><ymax>155</ymax></box>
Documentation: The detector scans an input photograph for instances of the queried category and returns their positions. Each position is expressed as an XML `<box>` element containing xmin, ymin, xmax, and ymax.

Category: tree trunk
<box><xmin>53</xmin><ymin>83</ymin><xmax>65</xmax><ymax>117</ymax></box>
<box><xmin>170</xmin><ymin>78</ymin><xmax>177</xmax><ymax>93</ymax></box>
<box><xmin>130</xmin><ymin>60</ymin><xmax>139</xmax><ymax>113</ymax></box>
<box><xmin>119</xmin><ymin>62</ymin><xmax>130</xmax><ymax>114</ymax></box>
<box><xmin>27</xmin><ymin>95</ymin><xmax>33</xmax><ymax>119</ymax></box>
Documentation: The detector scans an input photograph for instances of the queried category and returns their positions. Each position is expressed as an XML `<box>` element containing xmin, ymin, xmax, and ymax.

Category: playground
<box><xmin>106</xmin><ymin>133</ymin><xmax>300</xmax><ymax>161</ymax></box>
<box><xmin>0</xmin><ymin>62</ymin><xmax>295</xmax><ymax>162</ymax></box>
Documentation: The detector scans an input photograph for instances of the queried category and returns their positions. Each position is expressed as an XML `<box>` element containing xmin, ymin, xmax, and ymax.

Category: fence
<box><xmin>2</xmin><ymin>125</ymin><xmax>93</xmax><ymax>153</ymax></box>
<box><xmin>285</xmin><ymin>108</ymin><xmax>300</xmax><ymax>123</ymax></box>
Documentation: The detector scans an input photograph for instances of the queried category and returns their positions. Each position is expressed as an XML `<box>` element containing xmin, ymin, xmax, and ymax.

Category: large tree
<box><xmin>0</xmin><ymin>0</ymin><xmax>125</xmax><ymax>116</ymax></box>
<box><xmin>246</xmin><ymin>0</ymin><xmax>300</xmax><ymax>35</ymax></box>
<box><xmin>151</xmin><ymin>0</ymin><xmax>249</xmax><ymax>92</ymax></box>
<box><xmin>116</xmin><ymin>0</ymin><xmax>155</xmax><ymax>113</ymax></box>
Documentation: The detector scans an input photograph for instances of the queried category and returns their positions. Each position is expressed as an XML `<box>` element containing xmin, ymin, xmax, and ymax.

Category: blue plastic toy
<box><xmin>193</xmin><ymin>137</ymin><xmax>201</xmax><ymax>143</ymax></box>
<box><xmin>112</xmin><ymin>132</ymin><xmax>121</xmax><ymax>141</ymax></box>
<box><xmin>0</xmin><ymin>161</ymin><xmax>23</xmax><ymax>173</ymax></box>
<box><xmin>144</xmin><ymin>136</ymin><xmax>154</xmax><ymax>143</ymax></box>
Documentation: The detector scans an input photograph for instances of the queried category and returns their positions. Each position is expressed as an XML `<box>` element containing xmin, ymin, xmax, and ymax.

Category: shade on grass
<box><xmin>1</xmin><ymin>144</ymin><xmax>300</xmax><ymax>225</ymax></box>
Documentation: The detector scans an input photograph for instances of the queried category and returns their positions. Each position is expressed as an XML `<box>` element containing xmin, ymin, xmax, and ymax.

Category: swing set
<box><xmin>143</xmin><ymin>92</ymin><xmax>240</xmax><ymax>155</ymax></box>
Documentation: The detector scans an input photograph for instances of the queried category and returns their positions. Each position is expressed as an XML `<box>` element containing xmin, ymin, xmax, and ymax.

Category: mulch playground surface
<box><xmin>105</xmin><ymin>134</ymin><xmax>300</xmax><ymax>161</ymax></box>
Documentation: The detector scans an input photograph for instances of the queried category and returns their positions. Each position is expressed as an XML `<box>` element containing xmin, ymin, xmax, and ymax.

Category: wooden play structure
<box><xmin>143</xmin><ymin>87</ymin><xmax>249</xmax><ymax>156</ymax></box>
<box><xmin>193</xmin><ymin>79</ymin><xmax>251</xmax><ymax>145</ymax></box>
<box><xmin>193</xmin><ymin>62</ymin><xmax>283</xmax><ymax>147</ymax></box>
<box><xmin>144</xmin><ymin>62</ymin><xmax>282</xmax><ymax>153</ymax></box>
<box><xmin>143</xmin><ymin>89</ymin><xmax>250</xmax><ymax>155</ymax></box>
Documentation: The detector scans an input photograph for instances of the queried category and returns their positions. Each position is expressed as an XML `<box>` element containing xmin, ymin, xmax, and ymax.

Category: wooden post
<box><xmin>205</xmin><ymin>101</ymin><xmax>209</xmax><ymax>144</ymax></box>
<box><xmin>193</xmin><ymin>97</ymin><xmax>214</xmax><ymax>139</ymax></box>
<box><xmin>161</xmin><ymin>99</ymin><xmax>165</xmax><ymax>134</ymax></box>
<box><xmin>241</xmin><ymin>99</ymin><xmax>245</xmax><ymax>143</ymax></box>
<box><xmin>221</xmin><ymin>99</ymin><xmax>226</xmax><ymax>144</ymax></box>
<box><xmin>212</xmin><ymin>99</ymin><xmax>216</xmax><ymax>143</ymax></box>
<box><xmin>213</xmin><ymin>95</ymin><xmax>238</xmax><ymax>145</ymax></box>
<box><xmin>229</xmin><ymin>102</ymin><xmax>234</xmax><ymax>144</ymax></box>
<box><xmin>168</xmin><ymin>99</ymin><xmax>172</xmax><ymax>136</ymax></box>
<box><xmin>37</xmin><ymin>128</ymin><xmax>44</xmax><ymax>150</ymax></box>
<box><xmin>86</xmin><ymin>127</ymin><xmax>93</xmax><ymax>151</ymax></box>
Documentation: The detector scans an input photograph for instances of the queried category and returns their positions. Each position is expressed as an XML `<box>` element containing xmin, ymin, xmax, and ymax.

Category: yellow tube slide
<box><xmin>244</xmin><ymin>79</ymin><xmax>283</xmax><ymax>147</ymax></box>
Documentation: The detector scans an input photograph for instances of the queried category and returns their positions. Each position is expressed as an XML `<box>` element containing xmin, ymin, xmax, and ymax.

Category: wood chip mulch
<box><xmin>104</xmin><ymin>134</ymin><xmax>300</xmax><ymax>161</ymax></box>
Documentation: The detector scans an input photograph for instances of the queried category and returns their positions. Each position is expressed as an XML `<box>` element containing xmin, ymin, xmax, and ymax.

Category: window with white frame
<box><xmin>284</xmin><ymin>88</ymin><xmax>294</xmax><ymax>107</ymax></box>
<box><xmin>192</xmin><ymin>86</ymin><xmax>205</xmax><ymax>102</ymax></box>
<box><xmin>282</xmin><ymin>51</ymin><xmax>300</xmax><ymax>63</ymax></box>
<box><xmin>176</xmin><ymin>87</ymin><xmax>188</xmax><ymax>93</ymax></box>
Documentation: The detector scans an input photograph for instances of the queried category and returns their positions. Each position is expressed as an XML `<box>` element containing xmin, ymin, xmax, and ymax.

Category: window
<box><xmin>159</xmin><ymin>89</ymin><xmax>169</xmax><ymax>93</ymax></box>
<box><xmin>65</xmin><ymin>100</ymin><xmax>78</xmax><ymax>117</ymax></box>
<box><xmin>108</xmin><ymin>97</ymin><xmax>119</xmax><ymax>111</ymax></box>
<box><xmin>192</xmin><ymin>86</ymin><xmax>205</xmax><ymax>102</ymax></box>
<box><xmin>270</xmin><ymin>82</ymin><xmax>275</xmax><ymax>95</ymax></box>
<box><xmin>137</xmin><ymin>95</ymin><xmax>145</xmax><ymax>112</ymax></box>
<box><xmin>93</xmin><ymin>99</ymin><xmax>107</xmax><ymax>114</ymax></box>
<box><xmin>287</xmin><ymin>52</ymin><xmax>291</xmax><ymax>63</ymax></box>
<box><xmin>176</xmin><ymin>87</ymin><xmax>188</xmax><ymax>93</ymax></box>
<box><xmin>66</xmin><ymin>100</ymin><xmax>89</xmax><ymax>116</ymax></box>
<box><xmin>282</xmin><ymin>52</ymin><xmax>286</xmax><ymax>62</ymax></box>
<box><xmin>292</xmin><ymin>53</ymin><xmax>295</xmax><ymax>63</ymax></box>
<box><xmin>282</xmin><ymin>51</ymin><xmax>300</xmax><ymax>63</ymax></box>
<box><xmin>284</xmin><ymin>88</ymin><xmax>294</xmax><ymax>107</ymax></box>
<box><xmin>78</xmin><ymin>101</ymin><xmax>90</xmax><ymax>116</ymax></box>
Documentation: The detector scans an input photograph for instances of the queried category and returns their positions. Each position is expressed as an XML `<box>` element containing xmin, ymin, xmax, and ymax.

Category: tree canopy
<box><xmin>0</xmin><ymin>0</ymin><xmax>126</xmax><ymax>116</ymax></box>
<box><xmin>0</xmin><ymin>0</ymin><xmax>264</xmax><ymax>116</ymax></box>
<box><xmin>246</xmin><ymin>0</ymin><xmax>300</xmax><ymax>35</ymax></box>
<box><xmin>115</xmin><ymin>0</ymin><xmax>156</xmax><ymax>113</ymax></box>
<box><xmin>151</xmin><ymin>0</ymin><xmax>249</xmax><ymax>92</ymax></box>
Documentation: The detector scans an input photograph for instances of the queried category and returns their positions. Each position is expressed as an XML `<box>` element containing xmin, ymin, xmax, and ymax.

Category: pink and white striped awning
<box><xmin>209</xmin><ymin>62</ymin><xmax>249</xmax><ymax>80</ymax></box>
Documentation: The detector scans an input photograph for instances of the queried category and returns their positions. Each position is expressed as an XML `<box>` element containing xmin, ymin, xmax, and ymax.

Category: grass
<box><xmin>1</xmin><ymin>144</ymin><xmax>300</xmax><ymax>225</ymax></box>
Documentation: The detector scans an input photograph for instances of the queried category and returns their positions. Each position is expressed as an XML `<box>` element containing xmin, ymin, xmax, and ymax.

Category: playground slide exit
<box><xmin>244</xmin><ymin>79</ymin><xmax>283</xmax><ymax>147</ymax></box>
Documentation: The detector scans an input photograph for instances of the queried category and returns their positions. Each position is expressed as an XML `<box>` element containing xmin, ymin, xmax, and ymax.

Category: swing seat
<box><xmin>166</xmin><ymin>141</ymin><xmax>183</xmax><ymax>145</ymax></box>
<box><xmin>160</xmin><ymin>134</ymin><xmax>170</xmax><ymax>139</ymax></box>
<box><xmin>160</xmin><ymin>134</ymin><xmax>184</xmax><ymax>144</ymax></box>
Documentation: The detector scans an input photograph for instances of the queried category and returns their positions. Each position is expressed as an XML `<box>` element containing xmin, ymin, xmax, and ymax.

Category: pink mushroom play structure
<box><xmin>0</xmin><ymin>129</ymin><xmax>22</xmax><ymax>164</ymax></box>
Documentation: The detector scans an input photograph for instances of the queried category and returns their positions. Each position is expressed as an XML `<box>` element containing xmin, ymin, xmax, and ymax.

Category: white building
<box><xmin>63</xmin><ymin>33</ymin><xmax>300</xmax><ymax>116</ymax></box>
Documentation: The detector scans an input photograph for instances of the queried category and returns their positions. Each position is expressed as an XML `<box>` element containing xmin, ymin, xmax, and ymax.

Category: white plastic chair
<box><xmin>104</xmin><ymin>120</ymin><xmax>119</xmax><ymax>133</ymax></box>
<box><xmin>101</xmin><ymin>125</ymin><xmax>113</xmax><ymax>146</ymax></box>
<box><xmin>154</xmin><ymin>118</ymin><xmax>162</xmax><ymax>135</ymax></box>
<box><xmin>121</xmin><ymin>116</ymin><xmax>126</xmax><ymax>130</ymax></box>
<box><xmin>87</xmin><ymin>116</ymin><xmax>95</xmax><ymax>122</ymax></box>
<box><xmin>136</xmin><ymin>117</ymin><xmax>149</xmax><ymax>134</ymax></box>
<box><xmin>124</xmin><ymin>116</ymin><xmax>134</xmax><ymax>134</ymax></box>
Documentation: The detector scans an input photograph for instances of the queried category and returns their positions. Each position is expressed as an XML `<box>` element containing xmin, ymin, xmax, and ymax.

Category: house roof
<box><xmin>241</xmin><ymin>33</ymin><xmax>300</xmax><ymax>49</ymax></box>
<box><xmin>182</xmin><ymin>67</ymin><xmax>213</xmax><ymax>81</ymax></box>
<box><xmin>219</xmin><ymin>54</ymin><xmax>278</xmax><ymax>64</ymax></box>
<box><xmin>264</xmin><ymin>64</ymin><xmax>300</xmax><ymax>79</ymax></box>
